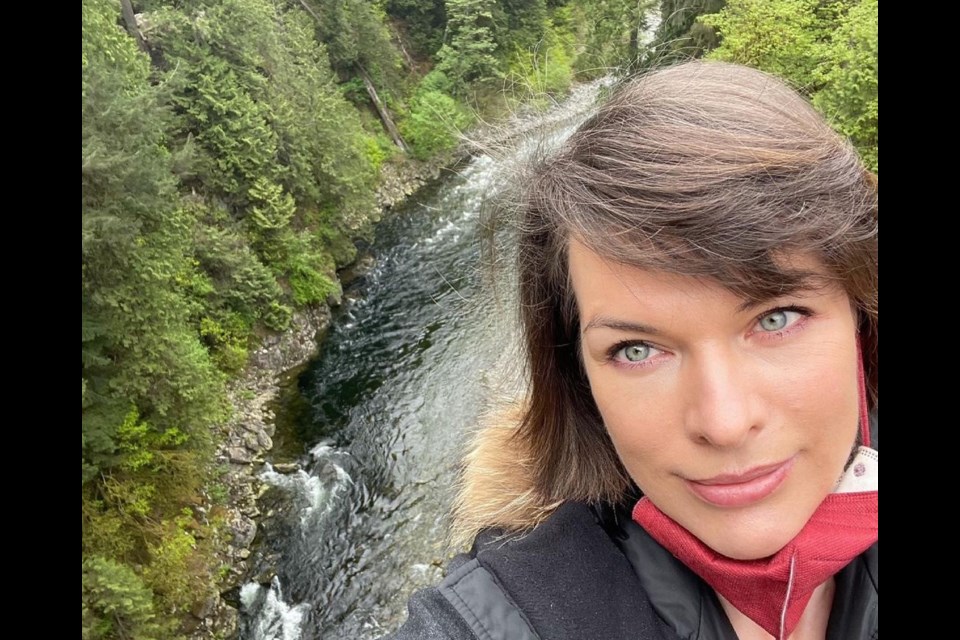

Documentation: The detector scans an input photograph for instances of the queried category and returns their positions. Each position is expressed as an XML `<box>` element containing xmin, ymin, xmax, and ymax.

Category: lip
<box><xmin>685</xmin><ymin>457</ymin><xmax>796</xmax><ymax>507</ymax></box>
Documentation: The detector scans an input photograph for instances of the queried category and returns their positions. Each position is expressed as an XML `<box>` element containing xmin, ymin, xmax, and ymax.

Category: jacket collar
<box><xmin>609</xmin><ymin>512</ymin><xmax>878</xmax><ymax>640</ymax></box>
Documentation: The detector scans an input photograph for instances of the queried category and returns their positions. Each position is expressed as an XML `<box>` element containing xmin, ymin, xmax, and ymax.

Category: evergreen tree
<box><xmin>385</xmin><ymin>0</ymin><xmax>448</xmax><ymax>58</ymax></box>
<box><xmin>435</xmin><ymin>0</ymin><xmax>501</xmax><ymax>93</ymax></box>
<box><xmin>495</xmin><ymin>0</ymin><xmax>548</xmax><ymax>54</ymax></box>
<box><xmin>812</xmin><ymin>0</ymin><xmax>878</xmax><ymax>172</ymax></box>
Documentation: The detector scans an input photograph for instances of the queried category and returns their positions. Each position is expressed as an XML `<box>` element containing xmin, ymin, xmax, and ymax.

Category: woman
<box><xmin>386</xmin><ymin>61</ymin><xmax>878</xmax><ymax>640</ymax></box>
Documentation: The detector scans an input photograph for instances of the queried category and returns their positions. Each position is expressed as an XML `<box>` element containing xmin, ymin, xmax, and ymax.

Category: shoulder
<box><xmin>383</xmin><ymin>502</ymin><xmax>674</xmax><ymax>640</ymax></box>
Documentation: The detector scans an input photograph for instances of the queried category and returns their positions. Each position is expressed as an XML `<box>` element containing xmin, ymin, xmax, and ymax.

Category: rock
<box><xmin>230</xmin><ymin>515</ymin><xmax>257</xmax><ymax>549</ymax></box>
<box><xmin>339</xmin><ymin>254</ymin><xmax>377</xmax><ymax>287</ymax></box>
<box><xmin>191</xmin><ymin>594</ymin><xmax>218</xmax><ymax>620</ymax></box>
<box><xmin>227</xmin><ymin>447</ymin><xmax>253</xmax><ymax>464</ymax></box>
<box><xmin>256</xmin><ymin>430</ymin><xmax>273</xmax><ymax>451</ymax></box>
<box><xmin>238</xmin><ymin>548</ymin><xmax>251</xmax><ymax>559</ymax></box>
<box><xmin>262</xmin><ymin>420</ymin><xmax>276</xmax><ymax>438</ymax></box>
<box><xmin>254</xmin><ymin>568</ymin><xmax>277</xmax><ymax>585</ymax></box>
<box><xmin>209</xmin><ymin>601</ymin><xmax>239</xmax><ymax>639</ymax></box>
<box><xmin>240</xmin><ymin>419</ymin><xmax>263</xmax><ymax>434</ymax></box>
<box><xmin>242</xmin><ymin>431</ymin><xmax>260</xmax><ymax>452</ymax></box>
<box><xmin>181</xmin><ymin>616</ymin><xmax>202</xmax><ymax>633</ymax></box>
<box><xmin>273</xmin><ymin>462</ymin><xmax>301</xmax><ymax>474</ymax></box>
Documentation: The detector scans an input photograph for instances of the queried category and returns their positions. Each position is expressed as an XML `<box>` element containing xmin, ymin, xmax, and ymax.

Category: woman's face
<box><xmin>569</xmin><ymin>239</ymin><xmax>860</xmax><ymax>560</ymax></box>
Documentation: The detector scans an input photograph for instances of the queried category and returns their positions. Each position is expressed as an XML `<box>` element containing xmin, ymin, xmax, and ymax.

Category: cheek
<box><xmin>775</xmin><ymin>338</ymin><xmax>860</xmax><ymax>440</ymax></box>
<box><xmin>586</xmin><ymin>368</ymin><xmax>680</xmax><ymax>473</ymax></box>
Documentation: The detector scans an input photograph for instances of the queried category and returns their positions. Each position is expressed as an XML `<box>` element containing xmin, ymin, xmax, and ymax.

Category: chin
<box><xmin>700</xmin><ymin>520</ymin><xmax>801</xmax><ymax>560</ymax></box>
<box><xmin>711</xmin><ymin>537</ymin><xmax>789</xmax><ymax>561</ymax></box>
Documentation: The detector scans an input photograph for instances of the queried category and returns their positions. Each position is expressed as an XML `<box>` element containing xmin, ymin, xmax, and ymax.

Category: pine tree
<box><xmin>436</xmin><ymin>0</ymin><xmax>501</xmax><ymax>92</ymax></box>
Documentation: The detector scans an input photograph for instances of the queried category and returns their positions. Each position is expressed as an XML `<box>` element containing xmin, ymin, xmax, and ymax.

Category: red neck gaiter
<box><xmin>633</xmin><ymin>482</ymin><xmax>877</xmax><ymax>639</ymax></box>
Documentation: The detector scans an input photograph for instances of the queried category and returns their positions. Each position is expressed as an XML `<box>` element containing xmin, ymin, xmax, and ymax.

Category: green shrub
<box><xmin>262</xmin><ymin>301</ymin><xmax>293</xmax><ymax>331</ymax></box>
<box><xmin>401</xmin><ymin>89</ymin><xmax>473</xmax><ymax>160</ymax></box>
<box><xmin>285</xmin><ymin>232</ymin><xmax>342</xmax><ymax>306</ymax></box>
<box><xmin>199</xmin><ymin>313</ymin><xmax>251</xmax><ymax>374</ymax></box>
<box><xmin>142</xmin><ymin>509</ymin><xmax>203</xmax><ymax>612</ymax></box>
<box><xmin>507</xmin><ymin>42</ymin><xmax>574</xmax><ymax>102</ymax></box>
<box><xmin>701</xmin><ymin>0</ymin><xmax>878</xmax><ymax>172</ymax></box>
<box><xmin>812</xmin><ymin>0</ymin><xmax>878</xmax><ymax>172</ymax></box>
<box><xmin>362</xmin><ymin>133</ymin><xmax>397</xmax><ymax>173</ymax></box>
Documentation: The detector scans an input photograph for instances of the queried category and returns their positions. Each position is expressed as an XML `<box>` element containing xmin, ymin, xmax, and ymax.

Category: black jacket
<box><xmin>384</xmin><ymin>501</ymin><xmax>878</xmax><ymax>639</ymax></box>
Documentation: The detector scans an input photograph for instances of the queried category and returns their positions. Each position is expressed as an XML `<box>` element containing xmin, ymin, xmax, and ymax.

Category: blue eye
<box><xmin>618</xmin><ymin>343</ymin><xmax>652</xmax><ymax>362</ymax></box>
<box><xmin>757</xmin><ymin>309</ymin><xmax>800</xmax><ymax>332</ymax></box>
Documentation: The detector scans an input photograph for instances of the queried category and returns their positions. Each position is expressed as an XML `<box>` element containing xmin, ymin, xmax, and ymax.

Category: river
<box><xmin>238</xmin><ymin>81</ymin><xmax>606</xmax><ymax>640</ymax></box>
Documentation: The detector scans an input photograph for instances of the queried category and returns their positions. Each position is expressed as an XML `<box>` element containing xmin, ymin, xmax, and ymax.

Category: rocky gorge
<box><xmin>188</xmin><ymin>152</ymin><xmax>459</xmax><ymax>639</ymax></box>
<box><xmin>189</xmin><ymin>81</ymin><xmax>610</xmax><ymax>638</ymax></box>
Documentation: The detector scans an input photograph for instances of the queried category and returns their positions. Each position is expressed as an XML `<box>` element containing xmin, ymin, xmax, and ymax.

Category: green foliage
<box><xmin>701</xmin><ymin>0</ymin><xmax>822</xmax><ymax>88</ymax></box>
<box><xmin>493</xmin><ymin>0</ymin><xmax>549</xmax><ymax>55</ymax></box>
<box><xmin>262</xmin><ymin>301</ymin><xmax>294</xmax><ymax>331</ymax></box>
<box><xmin>314</xmin><ymin>208</ymin><xmax>364</xmax><ymax>266</ymax></box>
<box><xmin>363</xmin><ymin>132</ymin><xmax>398</xmax><ymax>173</ymax></box>
<box><xmin>256</xmin><ymin>7</ymin><xmax>379</xmax><ymax>223</ymax></box>
<box><xmin>506</xmin><ymin>38</ymin><xmax>574</xmax><ymax>100</ymax></box>
<box><xmin>419</xmin><ymin>69</ymin><xmax>456</xmax><ymax>94</ymax></box>
<box><xmin>247</xmin><ymin>177</ymin><xmax>297</xmax><ymax>265</ymax></box>
<box><xmin>142</xmin><ymin>509</ymin><xmax>204</xmax><ymax>612</ymax></box>
<box><xmin>83</xmin><ymin>0</ymin><xmax>227</xmax><ymax>482</ymax></box>
<box><xmin>812</xmin><ymin>0</ymin><xmax>878</xmax><ymax>172</ymax></box>
<box><xmin>386</xmin><ymin>0</ymin><xmax>448</xmax><ymax>57</ymax></box>
<box><xmin>340</xmin><ymin>76</ymin><xmax>370</xmax><ymax>106</ymax></box>
<box><xmin>82</xmin><ymin>556</ymin><xmax>173</xmax><ymax>640</ymax></box>
<box><xmin>307</xmin><ymin>0</ymin><xmax>401</xmax><ymax>80</ymax></box>
<box><xmin>701</xmin><ymin>0</ymin><xmax>879</xmax><ymax>170</ymax></box>
<box><xmin>435</xmin><ymin>0</ymin><xmax>501</xmax><ymax>93</ymax></box>
<box><xmin>81</xmin><ymin>0</ymin><xmax>149</xmax><ymax>83</ymax></box>
<box><xmin>401</xmin><ymin>87</ymin><xmax>473</xmax><ymax>159</ymax></box>
<box><xmin>150</xmin><ymin>0</ymin><xmax>378</xmax><ymax>223</ymax></box>
<box><xmin>199</xmin><ymin>315</ymin><xmax>250</xmax><ymax>374</ymax></box>
<box><xmin>569</xmin><ymin>0</ymin><xmax>657</xmax><ymax>77</ymax></box>
<box><xmin>284</xmin><ymin>232</ymin><xmax>343</xmax><ymax>306</ymax></box>
<box><xmin>188</xmin><ymin>202</ymin><xmax>290</xmax><ymax>333</ymax></box>
<box><xmin>116</xmin><ymin>408</ymin><xmax>157</xmax><ymax>472</ymax></box>
<box><xmin>82</xmin><ymin>494</ymin><xmax>138</xmax><ymax>560</ymax></box>
<box><xmin>82</xmin><ymin>433</ymin><xmax>220</xmax><ymax>629</ymax></box>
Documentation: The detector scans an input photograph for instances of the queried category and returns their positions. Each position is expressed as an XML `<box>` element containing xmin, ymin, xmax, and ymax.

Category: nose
<box><xmin>683</xmin><ymin>346</ymin><xmax>764</xmax><ymax>448</ymax></box>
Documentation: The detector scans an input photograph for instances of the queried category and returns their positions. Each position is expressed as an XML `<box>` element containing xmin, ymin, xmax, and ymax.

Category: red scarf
<box><xmin>633</xmin><ymin>347</ymin><xmax>878</xmax><ymax>639</ymax></box>
<box><xmin>633</xmin><ymin>487</ymin><xmax>877</xmax><ymax>638</ymax></box>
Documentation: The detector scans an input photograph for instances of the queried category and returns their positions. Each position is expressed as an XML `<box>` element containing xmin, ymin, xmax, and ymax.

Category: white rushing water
<box><xmin>242</xmin><ymin>578</ymin><xmax>312</xmax><ymax>640</ymax></box>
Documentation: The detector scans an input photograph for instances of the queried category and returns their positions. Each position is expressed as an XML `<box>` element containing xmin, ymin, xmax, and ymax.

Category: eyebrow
<box><xmin>582</xmin><ymin>316</ymin><xmax>661</xmax><ymax>335</ymax></box>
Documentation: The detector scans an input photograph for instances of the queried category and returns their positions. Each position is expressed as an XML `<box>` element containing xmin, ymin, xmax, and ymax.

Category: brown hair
<box><xmin>513</xmin><ymin>61</ymin><xmax>878</xmax><ymax>509</ymax></box>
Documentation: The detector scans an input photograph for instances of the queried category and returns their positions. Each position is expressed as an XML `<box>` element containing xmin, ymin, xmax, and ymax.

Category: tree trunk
<box><xmin>119</xmin><ymin>0</ymin><xmax>148</xmax><ymax>53</ymax></box>
<box><xmin>357</xmin><ymin>64</ymin><xmax>410</xmax><ymax>154</ymax></box>
<box><xmin>297</xmin><ymin>0</ymin><xmax>322</xmax><ymax>24</ymax></box>
<box><xmin>395</xmin><ymin>36</ymin><xmax>417</xmax><ymax>72</ymax></box>
<box><xmin>295</xmin><ymin>1</ymin><xmax>409</xmax><ymax>153</ymax></box>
